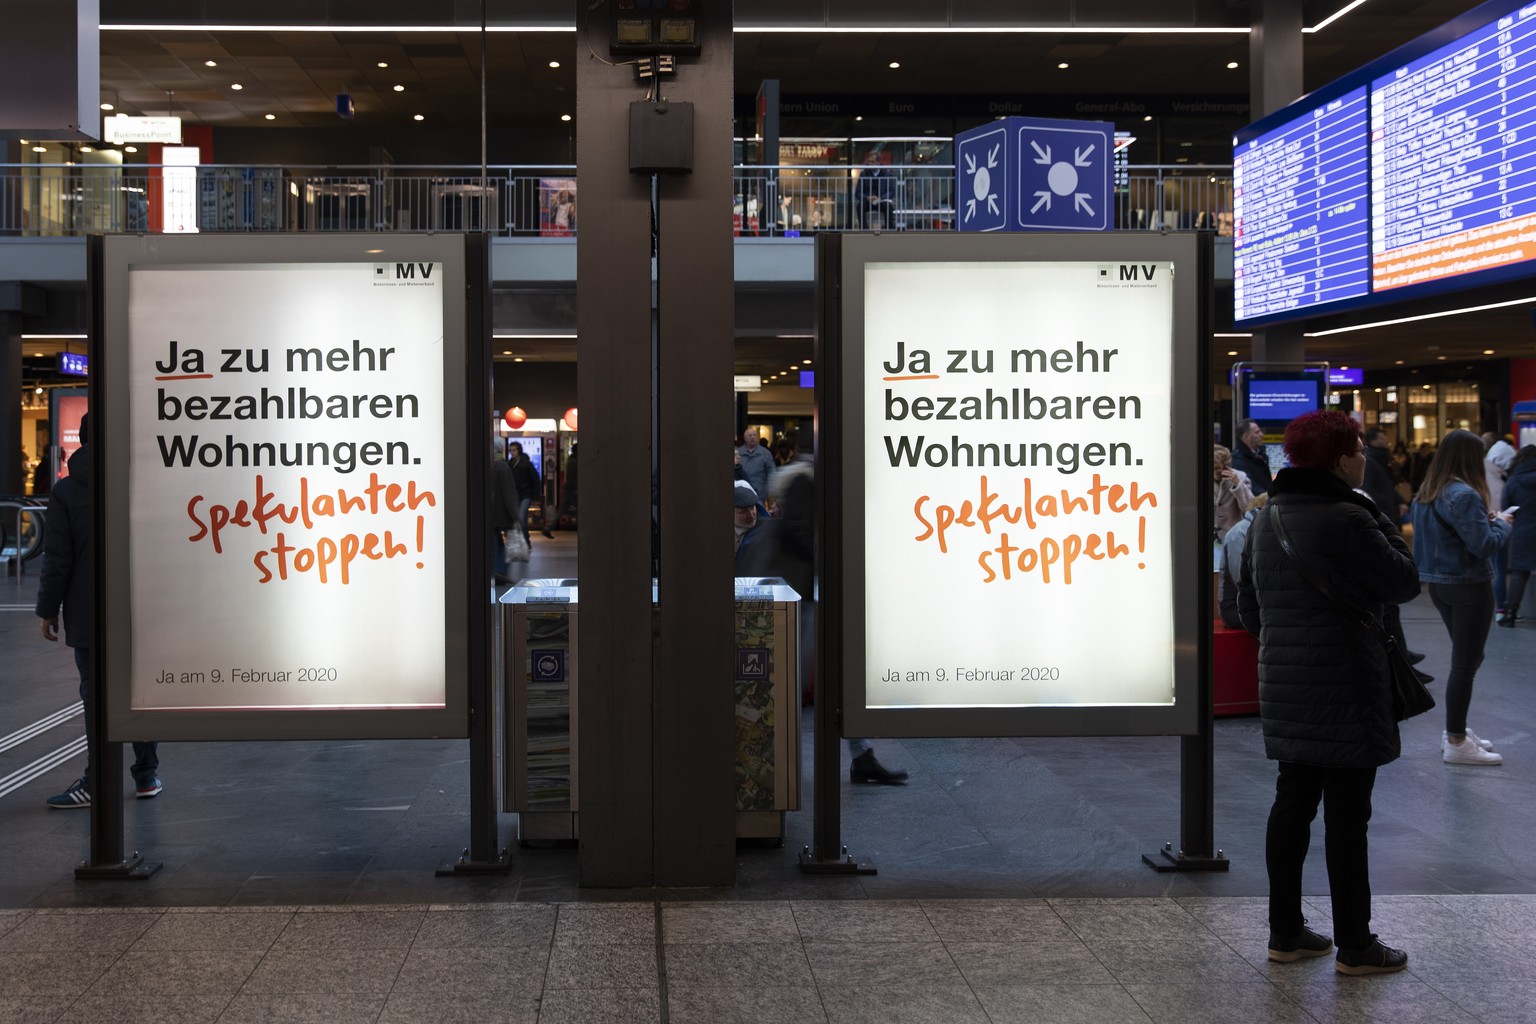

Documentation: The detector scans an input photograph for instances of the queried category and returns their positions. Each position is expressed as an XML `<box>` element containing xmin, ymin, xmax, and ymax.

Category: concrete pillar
<box><xmin>575</xmin><ymin>1</ymin><xmax>735</xmax><ymax>887</ymax></box>
<box><xmin>1249</xmin><ymin>0</ymin><xmax>1308</xmax><ymax>365</ymax></box>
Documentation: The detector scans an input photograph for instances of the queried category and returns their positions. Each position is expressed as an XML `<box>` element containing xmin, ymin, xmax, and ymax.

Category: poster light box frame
<box><xmin>836</xmin><ymin>232</ymin><xmax>1206</xmax><ymax>739</ymax></box>
<box><xmin>98</xmin><ymin>234</ymin><xmax>475</xmax><ymax>742</ymax></box>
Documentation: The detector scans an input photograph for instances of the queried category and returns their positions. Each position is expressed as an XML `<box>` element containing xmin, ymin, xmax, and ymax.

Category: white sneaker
<box><xmin>1443</xmin><ymin>736</ymin><xmax>1504</xmax><ymax>765</ymax></box>
<box><xmin>1442</xmin><ymin>729</ymin><xmax>1495</xmax><ymax>752</ymax></box>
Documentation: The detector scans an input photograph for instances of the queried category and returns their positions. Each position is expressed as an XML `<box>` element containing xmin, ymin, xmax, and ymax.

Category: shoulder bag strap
<box><xmin>1268</xmin><ymin>503</ymin><xmax>1388</xmax><ymax>639</ymax></box>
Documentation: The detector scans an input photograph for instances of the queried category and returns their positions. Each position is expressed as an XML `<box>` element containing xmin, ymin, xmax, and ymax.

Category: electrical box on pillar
<box><xmin>630</xmin><ymin>101</ymin><xmax>694</xmax><ymax>174</ymax></box>
<box><xmin>611</xmin><ymin>0</ymin><xmax>702</xmax><ymax>56</ymax></box>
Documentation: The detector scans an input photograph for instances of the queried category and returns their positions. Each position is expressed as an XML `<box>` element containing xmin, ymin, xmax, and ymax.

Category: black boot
<box><xmin>850</xmin><ymin>749</ymin><xmax>908</xmax><ymax>784</ymax></box>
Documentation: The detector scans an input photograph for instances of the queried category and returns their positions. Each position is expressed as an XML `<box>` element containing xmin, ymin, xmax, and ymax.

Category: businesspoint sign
<box><xmin>101</xmin><ymin>235</ymin><xmax>473</xmax><ymax>741</ymax></box>
<box><xmin>838</xmin><ymin>233</ymin><xmax>1203</xmax><ymax>738</ymax></box>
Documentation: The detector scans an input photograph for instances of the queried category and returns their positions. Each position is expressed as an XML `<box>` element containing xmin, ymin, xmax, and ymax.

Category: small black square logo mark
<box><xmin>531</xmin><ymin>649</ymin><xmax>566</xmax><ymax>682</ymax></box>
<box><xmin>737</xmin><ymin>648</ymin><xmax>769</xmax><ymax>679</ymax></box>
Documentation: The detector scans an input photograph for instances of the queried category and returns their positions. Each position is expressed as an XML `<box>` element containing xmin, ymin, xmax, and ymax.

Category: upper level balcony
<box><xmin>0</xmin><ymin>163</ymin><xmax>1235</xmax><ymax>286</ymax></box>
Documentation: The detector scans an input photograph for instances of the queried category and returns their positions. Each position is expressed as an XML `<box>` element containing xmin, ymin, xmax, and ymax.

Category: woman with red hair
<box><xmin>1239</xmin><ymin>410</ymin><xmax>1420</xmax><ymax>975</ymax></box>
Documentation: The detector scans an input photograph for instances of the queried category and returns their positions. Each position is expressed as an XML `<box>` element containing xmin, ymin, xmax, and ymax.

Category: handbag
<box><xmin>503</xmin><ymin>527</ymin><xmax>530</xmax><ymax>563</ymax></box>
<box><xmin>1268</xmin><ymin>504</ymin><xmax>1436</xmax><ymax>721</ymax></box>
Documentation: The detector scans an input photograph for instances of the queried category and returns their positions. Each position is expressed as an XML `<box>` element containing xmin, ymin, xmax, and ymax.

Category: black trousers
<box><xmin>1428</xmin><ymin>581</ymin><xmax>1495</xmax><ymax>735</ymax></box>
<box><xmin>1267</xmin><ymin>761</ymin><xmax>1377</xmax><ymax>950</ymax></box>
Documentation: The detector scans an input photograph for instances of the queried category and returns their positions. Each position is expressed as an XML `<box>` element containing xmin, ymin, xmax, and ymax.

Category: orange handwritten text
<box><xmin>253</xmin><ymin>520</ymin><xmax>422</xmax><ymax>584</ymax></box>
<box><xmin>912</xmin><ymin>473</ymin><xmax>1156</xmax><ymax>553</ymax></box>
<box><xmin>187</xmin><ymin>473</ymin><xmax>436</xmax><ymax>554</ymax></box>
<box><xmin>912</xmin><ymin>474</ymin><xmax>1156</xmax><ymax>583</ymax></box>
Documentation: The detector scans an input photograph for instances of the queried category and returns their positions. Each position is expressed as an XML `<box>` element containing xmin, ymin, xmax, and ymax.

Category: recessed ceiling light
<box><xmin>1227</xmin><ymin>61</ymin><xmax>1240</xmax><ymax>69</ymax></box>
<box><xmin>1180</xmin><ymin>141</ymin><xmax>1194</xmax><ymax>147</ymax></box>
<box><xmin>801</xmin><ymin>359</ymin><xmax>811</xmax><ymax>364</ymax></box>
<box><xmin>413</xmin><ymin>114</ymin><xmax>424</xmax><ymax>121</ymax></box>
<box><xmin>1483</xmin><ymin>348</ymin><xmax>1495</xmax><ymax>354</ymax></box>
<box><xmin>502</xmin><ymin>350</ymin><xmax>512</xmax><ymax>356</ymax></box>
<box><xmin>124</xmin><ymin>146</ymin><xmax>137</xmax><ymax>153</ymax></box>
<box><xmin>1395</xmin><ymin>359</ymin><xmax>1405</xmax><ymax>365</ymax></box>
<box><xmin>854</xmin><ymin>115</ymin><xmax>863</xmax><ymax>122</ymax></box>
<box><xmin>560</xmin><ymin>113</ymin><xmax>571</xmax><ymax>121</ymax></box>
<box><xmin>80</xmin><ymin>146</ymin><xmax>93</xmax><ymax>152</ymax></box>
<box><xmin>100</xmin><ymin>102</ymin><xmax>114</xmax><ymax>111</ymax></box>
<box><xmin>31</xmin><ymin>146</ymin><xmax>46</xmax><ymax>153</ymax></box>
<box><xmin>513</xmin><ymin>357</ymin><xmax>524</xmax><ymax>363</ymax></box>
<box><xmin>377</xmin><ymin>61</ymin><xmax>389</xmax><ymax>68</ymax></box>
<box><xmin>1057</xmin><ymin>62</ymin><xmax>1069</xmax><ymax>69</ymax></box>
<box><xmin>1143</xmin><ymin>115</ymin><xmax>1152</xmax><ymax>122</ymax></box>
<box><xmin>264</xmin><ymin>113</ymin><xmax>275</xmax><ymax>120</ymax></box>
<box><xmin>33</xmin><ymin>352</ymin><xmax>43</xmax><ymax>357</ymax></box>
<box><xmin>393</xmin><ymin>84</ymin><xmax>405</xmax><ymax>91</ymax></box>
<box><xmin>205</xmin><ymin>59</ymin><xmax>217</xmax><ymax>67</ymax></box>
<box><xmin>1437</xmin><ymin>355</ymin><xmax>1447</xmax><ymax>360</ymax></box>
<box><xmin>888</xmin><ymin>61</ymin><xmax>900</xmax><ymax>69</ymax></box>
<box><xmin>230</xmin><ymin>82</ymin><xmax>243</xmax><ymax>90</ymax></box>
<box><xmin>548</xmin><ymin>60</ymin><xmax>560</xmax><ymax>68</ymax></box>
<box><xmin>1227</xmin><ymin>350</ymin><xmax>1238</xmax><ymax>356</ymax></box>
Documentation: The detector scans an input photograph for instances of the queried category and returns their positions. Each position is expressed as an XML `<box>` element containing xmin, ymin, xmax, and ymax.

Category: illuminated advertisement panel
<box><xmin>839</xmin><ymin>233</ymin><xmax>1202</xmax><ymax>738</ymax></box>
<box><xmin>101</xmin><ymin>235</ymin><xmax>473</xmax><ymax>741</ymax></box>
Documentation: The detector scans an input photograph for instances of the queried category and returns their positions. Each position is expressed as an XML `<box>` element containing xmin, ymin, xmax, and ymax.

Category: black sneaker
<box><xmin>1335</xmin><ymin>937</ymin><xmax>1408</xmax><ymax>975</ymax></box>
<box><xmin>1268</xmin><ymin>925</ymin><xmax>1333</xmax><ymax>962</ymax></box>
<box><xmin>849</xmin><ymin>750</ymin><xmax>909</xmax><ymax>784</ymax></box>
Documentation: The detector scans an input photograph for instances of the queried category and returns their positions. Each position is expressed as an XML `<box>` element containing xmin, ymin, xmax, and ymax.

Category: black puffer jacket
<box><xmin>35</xmin><ymin>445</ymin><xmax>92</xmax><ymax>648</ymax></box>
<box><xmin>1238</xmin><ymin>467</ymin><xmax>1420</xmax><ymax>767</ymax></box>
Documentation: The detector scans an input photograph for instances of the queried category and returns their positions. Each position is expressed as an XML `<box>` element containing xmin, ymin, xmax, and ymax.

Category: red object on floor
<box><xmin>1213</xmin><ymin>622</ymin><xmax>1260</xmax><ymax>716</ymax></box>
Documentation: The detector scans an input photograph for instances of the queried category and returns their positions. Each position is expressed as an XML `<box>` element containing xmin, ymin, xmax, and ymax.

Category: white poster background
<box><xmin>864</xmin><ymin>261</ymin><xmax>1174</xmax><ymax>708</ymax></box>
<box><xmin>127</xmin><ymin>262</ymin><xmax>446</xmax><ymax>710</ymax></box>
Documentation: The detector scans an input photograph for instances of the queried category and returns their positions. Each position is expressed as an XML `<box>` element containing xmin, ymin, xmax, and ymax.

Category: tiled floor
<box><xmin>3</xmin><ymin>536</ymin><xmax>1534</xmax><ymax>1022</ymax></box>
<box><xmin>1</xmin><ymin>896</ymin><xmax>1533</xmax><ymax>1023</ymax></box>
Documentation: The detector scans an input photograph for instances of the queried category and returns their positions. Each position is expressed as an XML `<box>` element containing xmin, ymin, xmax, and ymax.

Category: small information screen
<box><xmin>1371</xmin><ymin>4</ymin><xmax>1536</xmax><ymax>290</ymax></box>
<box><xmin>1234</xmin><ymin>86</ymin><xmax>1371</xmax><ymax>322</ymax></box>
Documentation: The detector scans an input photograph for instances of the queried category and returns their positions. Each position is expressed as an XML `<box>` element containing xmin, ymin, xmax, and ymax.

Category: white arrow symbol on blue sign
<box><xmin>1030</xmin><ymin>138</ymin><xmax>1097</xmax><ymax>214</ymax></box>
<box><xmin>963</xmin><ymin>144</ymin><xmax>1002</xmax><ymax>222</ymax></box>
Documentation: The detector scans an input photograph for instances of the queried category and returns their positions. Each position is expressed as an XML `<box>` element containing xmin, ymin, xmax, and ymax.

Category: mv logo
<box><xmin>373</xmin><ymin>262</ymin><xmax>436</xmax><ymax>280</ymax></box>
<box><xmin>1098</xmin><ymin>264</ymin><xmax>1158</xmax><ymax>283</ymax></box>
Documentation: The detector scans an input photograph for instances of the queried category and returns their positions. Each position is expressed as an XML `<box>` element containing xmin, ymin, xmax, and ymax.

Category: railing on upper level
<box><xmin>0</xmin><ymin>164</ymin><xmax>1234</xmax><ymax>238</ymax></box>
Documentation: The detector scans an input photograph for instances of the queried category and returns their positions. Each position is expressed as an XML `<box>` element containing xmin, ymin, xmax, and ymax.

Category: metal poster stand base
<box><xmin>1142</xmin><ymin>842</ymin><xmax>1230</xmax><ymax>873</ymax></box>
<box><xmin>435</xmin><ymin>848</ymin><xmax>514</xmax><ymax>876</ymax></box>
<box><xmin>75</xmin><ymin>854</ymin><xmax>161</xmax><ymax>880</ymax></box>
<box><xmin>798</xmin><ymin>846</ymin><xmax>877</xmax><ymax>875</ymax></box>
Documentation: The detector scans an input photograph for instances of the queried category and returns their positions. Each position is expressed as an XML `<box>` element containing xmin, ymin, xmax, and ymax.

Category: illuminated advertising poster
<box><xmin>125</xmin><ymin>259</ymin><xmax>447</xmax><ymax>714</ymax></box>
<box><xmin>862</xmin><ymin>259</ymin><xmax>1175</xmax><ymax>713</ymax></box>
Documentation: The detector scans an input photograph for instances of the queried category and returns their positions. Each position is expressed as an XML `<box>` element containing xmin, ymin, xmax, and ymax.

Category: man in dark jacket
<box><xmin>508</xmin><ymin>441</ymin><xmax>540</xmax><ymax>545</ymax></box>
<box><xmin>1360</xmin><ymin>428</ymin><xmax>1404</xmax><ymax>523</ymax></box>
<box><xmin>1360</xmin><ymin>428</ymin><xmax>1428</xmax><ymax>672</ymax></box>
<box><xmin>1238</xmin><ymin>410</ymin><xmax>1420</xmax><ymax>975</ymax></box>
<box><xmin>1231</xmin><ymin>418</ymin><xmax>1274</xmax><ymax>496</ymax></box>
<box><xmin>36</xmin><ymin>415</ymin><xmax>161</xmax><ymax>808</ymax></box>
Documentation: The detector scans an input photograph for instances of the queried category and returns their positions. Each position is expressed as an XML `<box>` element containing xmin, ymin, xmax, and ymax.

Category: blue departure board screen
<box><xmin>1370</xmin><ymin>4</ymin><xmax>1536</xmax><ymax>291</ymax></box>
<box><xmin>1234</xmin><ymin>87</ymin><xmax>1371</xmax><ymax>322</ymax></box>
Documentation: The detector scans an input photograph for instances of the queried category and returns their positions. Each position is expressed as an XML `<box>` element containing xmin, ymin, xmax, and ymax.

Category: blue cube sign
<box><xmin>955</xmin><ymin>116</ymin><xmax>1113</xmax><ymax>232</ymax></box>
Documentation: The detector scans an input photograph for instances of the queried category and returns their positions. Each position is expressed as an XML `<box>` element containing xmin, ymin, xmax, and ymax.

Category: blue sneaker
<box><xmin>47</xmin><ymin>778</ymin><xmax>91</xmax><ymax>808</ymax></box>
<box><xmin>135</xmin><ymin>777</ymin><xmax>162</xmax><ymax>799</ymax></box>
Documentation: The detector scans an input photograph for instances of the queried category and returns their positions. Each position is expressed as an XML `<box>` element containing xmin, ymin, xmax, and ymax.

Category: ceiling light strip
<box><xmin>1303</xmin><ymin>295</ymin><xmax>1536</xmax><ymax>337</ymax></box>
<box><xmin>1302</xmin><ymin>0</ymin><xmax>1369</xmax><ymax>35</ymax></box>
<box><xmin>101</xmin><ymin>22</ymin><xmax>1255</xmax><ymax>35</ymax></box>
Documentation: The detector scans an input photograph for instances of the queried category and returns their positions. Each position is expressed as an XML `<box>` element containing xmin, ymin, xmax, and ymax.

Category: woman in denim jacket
<box><xmin>1411</xmin><ymin>430</ymin><xmax>1514</xmax><ymax>766</ymax></box>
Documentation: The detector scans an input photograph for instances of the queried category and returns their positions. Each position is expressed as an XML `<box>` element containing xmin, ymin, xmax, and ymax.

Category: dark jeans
<box><xmin>1508</xmin><ymin>569</ymin><xmax>1531</xmax><ymax>618</ymax></box>
<box><xmin>1267</xmin><ymin>762</ymin><xmax>1377</xmax><ymax>950</ymax></box>
<box><xmin>1427</xmin><ymin>581</ymin><xmax>1495</xmax><ymax>735</ymax></box>
<box><xmin>76</xmin><ymin>646</ymin><xmax>158</xmax><ymax>787</ymax></box>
